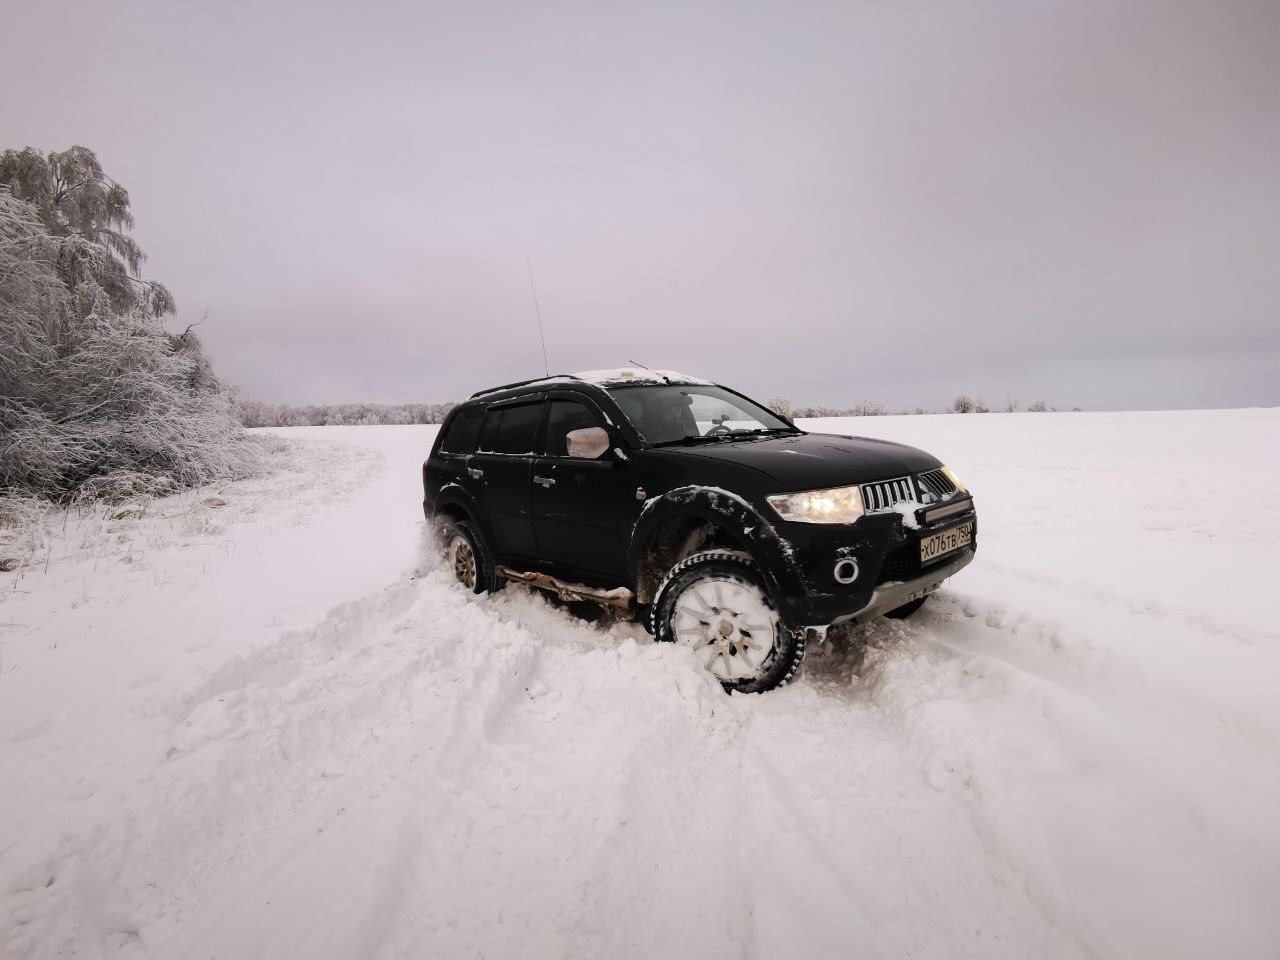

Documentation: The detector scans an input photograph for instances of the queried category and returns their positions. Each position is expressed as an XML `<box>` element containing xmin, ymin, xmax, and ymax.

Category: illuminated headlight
<box><xmin>767</xmin><ymin>485</ymin><xmax>865</xmax><ymax>524</ymax></box>
<box><xmin>940</xmin><ymin>464</ymin><xmax>967</xmax><ymax>493</ymax></box>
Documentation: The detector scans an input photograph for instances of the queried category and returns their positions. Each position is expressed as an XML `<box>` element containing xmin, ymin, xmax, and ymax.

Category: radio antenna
<box><xmin>526</xmin><ymin>259</ymin><xmax>550</xmax><ymax>377</ymax></box>
<box><xmin>628</xmin><ymin>359</ymin><xmax>670</xmax><ymax>383</ymax></box>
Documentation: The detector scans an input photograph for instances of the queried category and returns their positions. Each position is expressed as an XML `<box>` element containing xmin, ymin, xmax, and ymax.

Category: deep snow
<box><xmin>2</xmin><ymin>409</ymin><xmax>1279</xmax><ymax>959</ymax></box>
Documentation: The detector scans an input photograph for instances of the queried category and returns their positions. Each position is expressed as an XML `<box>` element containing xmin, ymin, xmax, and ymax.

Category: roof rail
<box><xmin>469</xmin><ymin>373</ymin><xmax>582</xmax><ymax>399</ymax></box>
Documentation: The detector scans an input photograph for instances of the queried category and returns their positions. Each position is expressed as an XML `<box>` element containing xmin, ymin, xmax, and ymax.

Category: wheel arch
<box><xmin>629</xmin><ymin>486</ymin><xmax>807</xmax><ymax>605</ymax></box>
<box><xmin>433</xmin><ymin>483</ymin><xmax>494</xmax><ymax>547</ymax></box>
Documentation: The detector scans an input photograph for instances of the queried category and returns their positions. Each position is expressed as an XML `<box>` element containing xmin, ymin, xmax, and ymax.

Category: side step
<box><xmin>497</xmin><ymin>566</ymin><xmax>634</xmax><ymax>608</ymax></box>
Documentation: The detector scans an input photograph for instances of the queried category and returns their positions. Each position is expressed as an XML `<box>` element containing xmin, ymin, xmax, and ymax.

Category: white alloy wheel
<box><xmin>449</xmin><ymin>534</ymin><xmax>477</xmax><ymax>590</ymax></box>
<box><xmin>670</xmin><ymin>576</ymin><xmax>779</xmax><ymax>682</ymax></box>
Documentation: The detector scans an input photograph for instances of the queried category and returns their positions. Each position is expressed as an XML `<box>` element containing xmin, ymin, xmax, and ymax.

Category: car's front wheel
<box><xmin>650</xmin><ymin>550</ymin><xmax>806</xmax><ymax>693</ymax></box>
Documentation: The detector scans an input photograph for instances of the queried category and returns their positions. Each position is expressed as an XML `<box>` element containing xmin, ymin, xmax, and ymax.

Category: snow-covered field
<box><xmin>3</xmin><ymin>409</ymin><xmax>1279</xmax><ymax>959</ymax></box>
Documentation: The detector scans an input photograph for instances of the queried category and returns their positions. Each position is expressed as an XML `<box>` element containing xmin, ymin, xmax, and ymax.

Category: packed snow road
<box><xmin>3</xmin><ymin>410</ymin><xmax>1279</xmax><ymax>959</ymax></box>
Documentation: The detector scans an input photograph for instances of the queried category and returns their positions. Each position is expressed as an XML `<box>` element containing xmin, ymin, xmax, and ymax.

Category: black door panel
<box><xmin>470</xmin><ymin>454</ymin><xmax>537</xmax><ymax>559</ymax></box>
<box><xmin>531</xmin><ymin>395</ymin><xmax>633</xmax><ymax>580</ymax></box>
<box><xmin>473</xmin><ymin>397</ymin><xmax>545</xmax><ymax>560</ymax></box>
<box><xmin>531</xmin><ymin>458</ymin><xmax>632</xmax><ymax>578</ymax></box>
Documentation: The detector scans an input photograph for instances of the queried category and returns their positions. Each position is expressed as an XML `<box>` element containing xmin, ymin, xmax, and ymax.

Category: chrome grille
<box><xmin>916</xmin><ymin>468</ymin><xmax>958</xmax><ymax>502</ymax></box>
<box><xmin>860</xmin><ymin>476</ymin><xmax>915</xmax><ymax>512</ymax></box>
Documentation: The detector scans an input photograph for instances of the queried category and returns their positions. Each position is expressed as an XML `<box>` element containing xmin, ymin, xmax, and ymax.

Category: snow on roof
<box><xmin>572</xmin><ymin>368</ymin><xmax>712</xmax><ymax>386</ymax></box>
<box><xmin>468</xmin><ymin>374</ymin><xmax>581</xmax><ymax>398</ymax></box>
<box><xmin>469</xmin><ymin>368</ymin><xmax>714</xmax><ymax>398</ymax></box>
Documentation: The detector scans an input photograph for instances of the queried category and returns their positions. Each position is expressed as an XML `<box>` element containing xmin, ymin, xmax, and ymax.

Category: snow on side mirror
<box><xmin>566</xmin><ymin>426</ymin><xmax>610</xmax><ymax>459</ymax></box>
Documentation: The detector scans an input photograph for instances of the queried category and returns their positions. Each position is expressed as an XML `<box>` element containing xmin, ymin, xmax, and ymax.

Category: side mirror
<box><xmin>565</xmin><ymin>426</ymin><xmax>610</xmax><ymax>460</ymax></box>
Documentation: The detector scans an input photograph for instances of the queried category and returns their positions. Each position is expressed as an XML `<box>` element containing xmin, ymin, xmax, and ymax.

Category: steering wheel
<box><xmin>706</xmin><ymin>424</ymin><xmax>733</xmax><ymax>436</ymax></box>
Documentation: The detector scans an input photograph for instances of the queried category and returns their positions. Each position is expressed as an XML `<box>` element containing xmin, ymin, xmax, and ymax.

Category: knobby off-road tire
<box><xmin>439</xmin><ymin>518</ymin><xmax>499</xmax><ymax>594</ymax></box>
<box><xmin>649</xmin><ymin>550</ymin><xmax>806</xmax><ymax>694</ymax></box>
<box><xmin>883</xmin><ymin>596</ymin><xmax>928</xmax><ymax>620</ymax></box>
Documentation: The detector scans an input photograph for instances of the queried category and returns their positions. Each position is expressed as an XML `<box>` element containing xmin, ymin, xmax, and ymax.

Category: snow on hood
<box><xmin>573</xmin><ymin>368</ymin><xmax>712</xmax><ymax>386</ymax></box>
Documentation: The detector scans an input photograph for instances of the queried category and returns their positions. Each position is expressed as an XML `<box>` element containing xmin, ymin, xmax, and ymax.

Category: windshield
<box><xmin>607</xmin><ymin>384</ymin><xmax>796</xmax><ymax>446</ymax></box>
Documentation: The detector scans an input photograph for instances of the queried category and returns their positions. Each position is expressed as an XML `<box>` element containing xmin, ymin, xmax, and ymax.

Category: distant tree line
<box><xmin>766</xmin><ymin>396</ymin><xmax>1081</xmax><ymax>418</ymax></box>
<box><xmin>953</xmin><ymin>395</ymin><xmax>1079</xmax><ymax>413</ymax></box>
<box><xmin>768</xmin><ymin>398</ymin><xmax>900</xmax><ymax>418</ymax></box>
<box><xmin>240</xmin><ymin>400</ymin><xmax>458</xmax><ymax>428</ymax></box>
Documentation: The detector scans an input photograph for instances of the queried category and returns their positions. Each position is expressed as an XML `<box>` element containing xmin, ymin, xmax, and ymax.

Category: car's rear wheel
<box><xmin>650</xmin><ymin>550</ymin><xmax>805</xmax><ymax>693</ymax></box>
<box><xmin>883</xmin><ymin>595</ymin><xmax>928</xmax><ymax>619</ymax></box>
<box><xmin>439</xmin><ymin>518</ymin><xmax>498</xmax><ymax>594</ymax></box>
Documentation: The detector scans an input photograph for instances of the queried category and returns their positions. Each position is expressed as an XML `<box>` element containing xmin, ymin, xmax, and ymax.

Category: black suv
<box><xmin>423</xmin><ymin>369</ymin><xmax>976</xmax><ymax>692</ymax></box>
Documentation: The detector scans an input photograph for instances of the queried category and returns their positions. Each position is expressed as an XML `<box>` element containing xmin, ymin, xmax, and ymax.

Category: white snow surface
<box><xmin>3</xmin><ymin>409</ymin><xmax>1279</xmax><ymax>959</ymax></box>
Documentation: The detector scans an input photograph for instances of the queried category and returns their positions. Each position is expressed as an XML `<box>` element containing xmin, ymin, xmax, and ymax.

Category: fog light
<box><xmin>833</xmin><ymin>558</ymin><xmax>859</xmax><ymax>585</ymax></box>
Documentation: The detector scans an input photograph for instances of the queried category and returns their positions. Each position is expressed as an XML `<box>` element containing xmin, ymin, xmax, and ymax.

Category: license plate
<box><xmin>919</xmin><ymin>521</ymin><xmax>973</xmax><ymax>563</ymax></box>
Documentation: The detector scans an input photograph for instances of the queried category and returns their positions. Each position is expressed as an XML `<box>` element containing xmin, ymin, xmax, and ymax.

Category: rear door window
<box><xmin>479</xmin><ymin>400</ymin><xmax>544</xmax><ymax>454</ymax></box>
<box><xmin>439</xmin><ymin>405</ymin><xmax>484</xmax><ymax>453</ymax></box>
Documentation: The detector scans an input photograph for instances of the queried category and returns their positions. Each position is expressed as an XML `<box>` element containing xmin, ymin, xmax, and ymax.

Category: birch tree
<box><xmin>0</xmin><ymin>146</ymin><xmax>174</xmax><ymax>319</ymax></box>
<box><xmin>1</xmin><ymin>171</ymin><xmax>255</xmax><ymax>501</ymax></box>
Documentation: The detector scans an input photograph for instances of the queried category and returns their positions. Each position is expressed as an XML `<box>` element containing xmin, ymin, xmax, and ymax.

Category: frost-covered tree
<box><xmin>952</xmin><ymin>395</ymin><xmax>975</xmax><ymax>413</ymax></box>
<box><xmin>1</xmin><ymin>173</ymin><xmax>255</xmax><ymax>501</ymax></box>
<box><xmin>0</xmin><ymin>192</ymin><xmax>63</xmax><ymax>387</ymax></box>
<box><xmin>0</xmin><ymin>146</ymin><xmax>174</xmax><ymax>319</ymax></box>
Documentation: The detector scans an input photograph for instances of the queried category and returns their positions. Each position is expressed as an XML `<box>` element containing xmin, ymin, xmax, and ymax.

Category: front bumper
<box><xmin>830</xmin><ymin>547</ymin><xmax>973</xmax><ymax>624</ymax></box>
<box><xmin>776</xmin><ymin>544</ymin><xmax>975</xmax><ymax>625</ymax></box>
<box><xmin>771</xmin><ymin>497</ymin><xmax>977</xmax><ymax>626</ymax></box>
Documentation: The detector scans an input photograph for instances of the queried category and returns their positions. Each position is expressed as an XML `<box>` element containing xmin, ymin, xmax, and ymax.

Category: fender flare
<box><xmin>629</xmin><ymin>485</ymin><xmax>808</xmax><ymax>601</ymax></box>
<box><xmin>432</xmin><ymin>482</ymin><xmax>497</xmax><ymax>550</ymax></box>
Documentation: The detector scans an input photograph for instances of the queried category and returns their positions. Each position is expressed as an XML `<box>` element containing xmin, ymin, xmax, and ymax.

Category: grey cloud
<box><xmin>2</xmin><ymin>0</ymin><xmax>1276</xmax><ymax>411</ymax></box>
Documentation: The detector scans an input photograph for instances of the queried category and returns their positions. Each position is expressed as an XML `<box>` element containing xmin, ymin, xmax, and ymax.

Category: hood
<box><xmin>668</xmin><ymin>432</ymin><xmax>941</xmax><ymax>490</ymax></box>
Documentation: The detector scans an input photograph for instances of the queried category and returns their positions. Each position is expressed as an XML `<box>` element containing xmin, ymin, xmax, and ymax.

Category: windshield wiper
<box><xmin>738</xmin><ymin>427</ymin><xmax>803</xmax><ymax>437</ymax></box>
<box><xmin>651</xmin><ymin>434</ymin><xmax>736</xmax><ymax>447</ymax></box>
<box><xmin>651</xmin><ymin>427</ymin><xmax>802</xmax><ymax>447</ymax></box>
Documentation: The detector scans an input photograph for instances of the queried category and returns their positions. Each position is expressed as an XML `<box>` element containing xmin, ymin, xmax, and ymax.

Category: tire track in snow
<box><xmin>151</xmin><ymin>576</ymin><xmax>563</xmax><ymax>959</ymax></box>
<box><xmin>5</xmin><ymin>566</ymin><xmax>560</xmax><ymax>959</ymax></box>
<box><xmin>923</xmin><ymin>586</ymin><xmax>1280</xmax><ymax>761</ymax></box>
<box><xmin>444</xmin><ymin>590</ymin><xmax>1078</xmax><ymax>959</ymax></box>
<box><xmin>980</xmin><ymin>561</ymin><xmax>1280</xmax><ymax>647</ymax></box>
<box><xmin>365</xmin><ymin>587</ymin><xmax>755</xmax><ymax>960</ymax></box>
<box><xmin>14</xmin><ymin>562</ymin><xmax>743</xmax><ymax>959</ymax></box>
<box><xmin>862</xmin><ymin>590</ymin><xmax>1280</xmax><ymax>960</ymax></box>
<box><xmin>948</xmin><ymin>561</ymin><xmax>1280</xmax><ymax>782</ymax></box>
<box><xmin>136</xmin><ymin>578</ymin><xmax>1088</xmax><ymax>960</ymax></box>
<box><xmin>733</xmin><ymin>665</ymin><xmax>1084</xmax><ymax>960</ymax></box>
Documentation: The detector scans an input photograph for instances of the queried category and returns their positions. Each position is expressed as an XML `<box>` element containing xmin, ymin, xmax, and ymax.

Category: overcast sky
<box><xmin>3</xmin><ymin>0</ymin><xmax>1277</xmax><ymax>410</ymax></box>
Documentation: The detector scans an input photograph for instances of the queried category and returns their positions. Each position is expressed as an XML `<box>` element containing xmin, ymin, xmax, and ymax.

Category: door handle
<box><xmin>533</xmin><ymin>475</ymin><xmax>556</xmax><ymax>487</ymax></box>
<box><xmin>467</xmin><ymin>467</ymin><xmax>484</xmax><ymax>479</ymax></box>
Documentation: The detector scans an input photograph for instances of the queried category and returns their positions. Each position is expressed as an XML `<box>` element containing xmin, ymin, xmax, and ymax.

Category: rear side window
<box><xmin>478</xmin><ymin>401</ymin><xmax>543</xmax><ymax>454</ymax></box>
<box><xmin>439</xmin><ymin>405</ymin><xmax>484</xmax><ymax>454</ymax></box>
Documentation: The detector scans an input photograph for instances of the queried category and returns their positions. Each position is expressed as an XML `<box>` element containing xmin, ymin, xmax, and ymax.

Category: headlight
<box><xmin>767</xmin><ymin>485</ymin><xmax>865</xmax><ymax>524</ymax></box>
<box><xmin>939</xmin><ymin>464</ymin><xmax>967</xmax><ymax>493</ymax></box>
